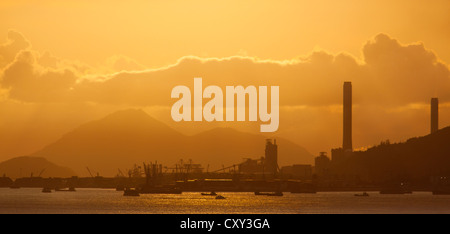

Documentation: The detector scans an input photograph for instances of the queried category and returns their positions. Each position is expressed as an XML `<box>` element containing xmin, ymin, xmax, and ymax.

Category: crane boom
<box><xmin>86</xmin><ymin>167</ymin><xmax>94</xmax><ymax>178</ymax></box>
<box><xmin>38</xmin><ymin>168</ymin><xmax>46</xmax><ymax>177</ymax></box>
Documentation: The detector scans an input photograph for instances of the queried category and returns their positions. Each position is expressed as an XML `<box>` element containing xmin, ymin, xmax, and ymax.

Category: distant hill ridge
<box><xmin>0</xmin><ymin>156</ymin><xmax>76</xmax><ymax>178</ymax></box>
<box><xmin>340</xmin><ymin>126</ymin><xmax>450</xmax><ymax>181</ymax></box>
<box><xmin>33</xmin><ymin>109</ymin><xmax>313</xmax><ymax>176</ymax></box>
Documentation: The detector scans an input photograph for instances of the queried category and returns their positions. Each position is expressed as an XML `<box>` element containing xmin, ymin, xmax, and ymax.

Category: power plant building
<box><xmin>238</xmin><ymin>139</ymin><xmax>278</xmax><ymax>175</ymax></box>
<box><xmin>314</xmin><ymin>152</ymin><xmax>330</xmax><ymax>176</ymax></box>
<box><xmin>280</xmin><ymin>164</ymin><xmax>312</xmax><ymax>180</ymax></box>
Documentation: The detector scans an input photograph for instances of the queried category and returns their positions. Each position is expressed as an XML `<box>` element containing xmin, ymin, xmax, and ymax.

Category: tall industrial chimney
<box><xmin>343</xmin><ymin>82</ymin><xmax>352</xmax><ymax>151</ymax></box>
<box><xmin>431</xmin><ymin>98</ymin><xmax>439</xmax><ymax>134</ymax></box>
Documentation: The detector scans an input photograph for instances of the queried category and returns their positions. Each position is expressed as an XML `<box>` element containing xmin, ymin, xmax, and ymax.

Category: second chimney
<box><xmin>343</xmin><ymin>82</ymin><xmax>352</xmax><ymax>151</ymax></box>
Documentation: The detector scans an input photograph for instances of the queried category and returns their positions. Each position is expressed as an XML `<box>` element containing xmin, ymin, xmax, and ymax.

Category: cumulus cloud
<box><xmin>0</xmin><ymin>30</ymin><xmax>30</xmax><ymax>68</ymax></box>
<box><xmin>0</xmin><ymin>31</ymin><xmax>449</xmax><ymax>155</ymax></box>
<box><xmin>1</xmin><ymin>50</ymin><xmax>77</xmax><ymax>102</ymax></box>
<box><xmin>69</xmin><ymin>53</ymin><xmax>357</xmax><ymax>106</ymax></box>
<box><xmin>1</xmin><ymin>32</ymin><xmax>448</xmax><ymax>108</ymax></box>
<box><xmin>360</xmin><ymin>33</ymin><xmax>450</xmax><ymax>105</ymax></box>
<box><xmin>34</xmin><ymin>52</ymin><xmax>145</xmax><ymax>76</ymax></box>
<box><xmin>35</xmin><ymin>51</ymin><xmax>93</xmax><ymax>75</ymax></box>
<box><xmin>70</xmin><ymin>33</ymin><xmax>449</xmax><ymax>109</ymax></box>
<box><xmin>103</xmin><ymin>55</ymin><xmax>146</xmax><ymax>73</ymax></box>
<box><xmin>0</xmin><ymin>31</ymin><xmax>152</xmax><ymax>102</ymax></box>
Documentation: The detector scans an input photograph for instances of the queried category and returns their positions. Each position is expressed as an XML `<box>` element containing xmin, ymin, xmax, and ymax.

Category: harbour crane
<box><xmin>117</xmin><ymin>168</ymin><xmax>125</xmax><ymax>177</ymax></box>
<box><xmin>86</xmin><ymin>167</ymin><xmax>94</xmax><ymax>178</ymax></box>
<box><xmin>38</xmin><ymin>168</ymin><xmax>46</xmax><ymax>177</ymax></box>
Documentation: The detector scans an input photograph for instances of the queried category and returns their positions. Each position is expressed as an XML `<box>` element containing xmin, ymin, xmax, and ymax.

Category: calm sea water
<box><xmin>0</xmin><ymin>188</ymin><xmax>449</xmax><ymax>214</ymax></box>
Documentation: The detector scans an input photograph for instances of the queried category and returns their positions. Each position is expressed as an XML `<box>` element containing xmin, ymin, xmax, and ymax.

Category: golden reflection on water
<box><xmin>1</xmin><ymin>188</ymin><xmax>450</xmax><ymax>214</ymax></box>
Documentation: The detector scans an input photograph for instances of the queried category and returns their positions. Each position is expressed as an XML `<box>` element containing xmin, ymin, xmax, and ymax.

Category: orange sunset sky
<box><xmin>0</xmin><ymin>0</ymin><xmax>449</xmax><ymax>165</ymax></box>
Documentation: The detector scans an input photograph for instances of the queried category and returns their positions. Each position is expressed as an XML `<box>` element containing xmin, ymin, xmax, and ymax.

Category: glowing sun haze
<box><xmin>1</xmin><ymin>0</ymin><xmax>450</xmax><ymax>67</ymax></box>
<box><xmin>0</xmin><ymin>0</ymin><xmax>449</xmax><ymax>167</ymax></box>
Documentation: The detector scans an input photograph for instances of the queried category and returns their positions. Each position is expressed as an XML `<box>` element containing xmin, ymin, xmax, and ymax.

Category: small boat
<box><xmin>42</xmin><ymin>188</ymin><xmax>52</xmax><ymax>193</ymax></box>
<box><xmin>255</xmin><ymin>191</ymin><xmax>283</xmax><ymax>196</ymax></box>
<box><xmin>354</xmin><ymin>192</ymin><xmax>369</xmax><ymax>197</ymax></box>
<box><xmin>215</xmin><ymin>195</ymin><xmax>226</xmax><ymax>199</ymax></box>
<box><xmin>55</xmin><ymin>187</ymin><xmax>76</xmax><ymax>192</ymax></box>
<box><xmin>201</xmin><ymin>192</ymin><xmax>217</xmax><ymax>196</ymax></box>
<box><xmin>123</xmin><ymin>188</ymin><xmax>140</xmax><ymax>196</ymax></box>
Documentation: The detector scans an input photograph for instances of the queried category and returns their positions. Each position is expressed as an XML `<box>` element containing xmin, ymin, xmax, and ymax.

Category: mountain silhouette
<box><xmin>33</xmin><ymin>109</ymin><xmax>313</xmax><ymax>176</ymax></box>
<box><xmin>0</xmin><ymin>156</ymin><xmax>76</xmax><ymax>178</ymax></box>
<box><xmin>339</xmin><ymin>126</ymin><xmax>450</xmax><ymax>182</ymax></box>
